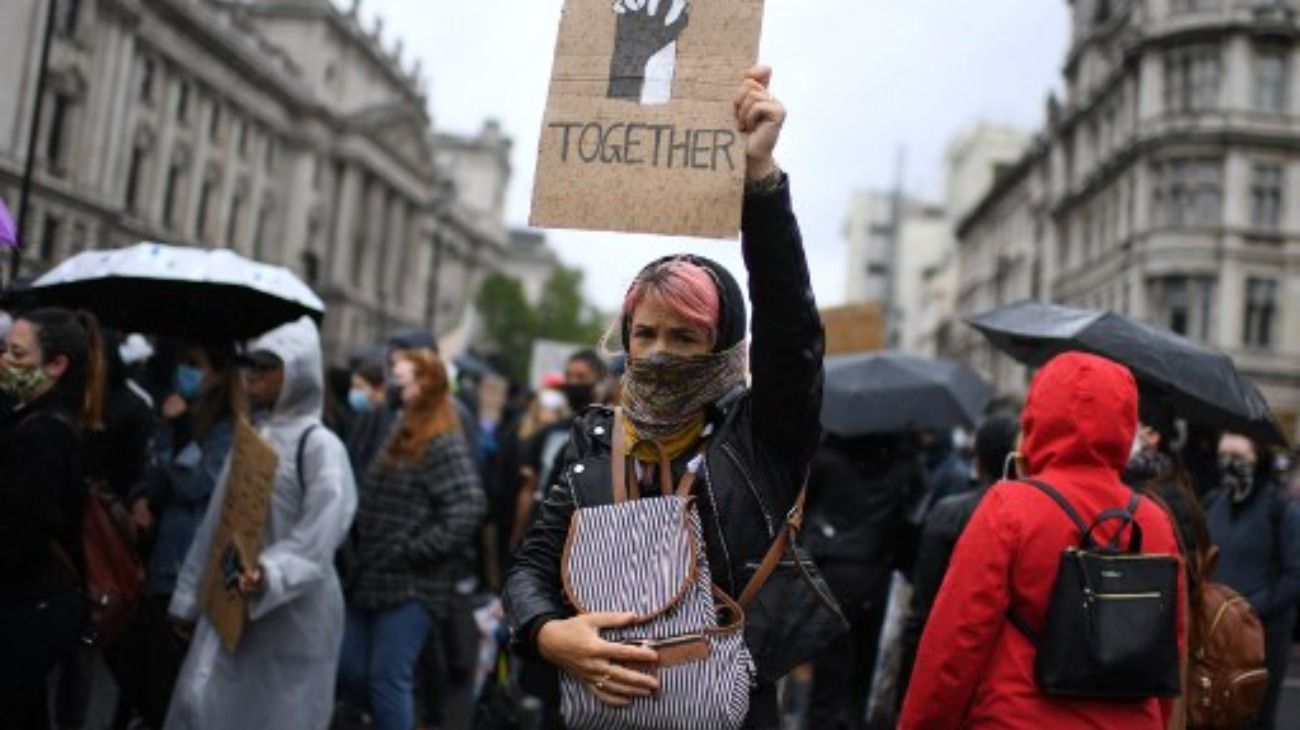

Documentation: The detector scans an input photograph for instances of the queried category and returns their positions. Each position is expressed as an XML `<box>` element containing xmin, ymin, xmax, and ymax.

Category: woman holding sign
<box><xmin>505</xmin><ymin>66</ymin><xmax>838</xmax><ymax>729</ymax></box>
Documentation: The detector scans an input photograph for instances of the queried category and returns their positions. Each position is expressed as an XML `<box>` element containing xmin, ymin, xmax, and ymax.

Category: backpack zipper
<box><xmin>1093</xmin><ymin>592</ymin><xmax>1162</xmax><ymax>600</ymax></box>
<box><xmin>1207</xmin><ymin>596</ymin><xmax>1246</xmax><ymax>638</ymax></box>
<box><xmin>1229</xmin><ymin>669</ymin><xmax>1269</xmax><ymax>687</ymax></box>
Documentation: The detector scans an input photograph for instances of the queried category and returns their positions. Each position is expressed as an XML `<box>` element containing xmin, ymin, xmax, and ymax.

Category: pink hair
<box><xmin>622</xmin><ymin>260</ymin><xmax>720</xmax><ymax>341</ymax></box>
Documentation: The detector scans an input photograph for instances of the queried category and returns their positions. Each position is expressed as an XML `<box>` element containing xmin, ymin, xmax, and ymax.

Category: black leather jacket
<box><xmin>503</xmin><ymin>176</ymin><xmax>824</xmax><ymax>668</ymax></box>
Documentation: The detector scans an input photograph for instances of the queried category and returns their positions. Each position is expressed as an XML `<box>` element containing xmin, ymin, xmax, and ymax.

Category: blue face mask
<box><xmin>175</xmin><ymin>365</ymin><xmax>205</xmax><ymax>401</ymax></box>
<box><xmin>348</xmin><ymin>389</ymin><xmax>371</xmax><ymax>413</ymax></box>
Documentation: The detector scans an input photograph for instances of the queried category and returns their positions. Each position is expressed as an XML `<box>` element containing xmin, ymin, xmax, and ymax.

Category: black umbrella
<box><xmin>966</xmin><ymin>300</ymin><xmax>1285</xmax><ymax>446</ymax></box>
<box><xmin>27</xmin><ymin>243</ymin><xmax>324</xmax><ymax>340</ymax></box>
<box><xmin>821</xmin><ymin>351</ymin><xmax>994</xmax><ymax>437</ymax></box>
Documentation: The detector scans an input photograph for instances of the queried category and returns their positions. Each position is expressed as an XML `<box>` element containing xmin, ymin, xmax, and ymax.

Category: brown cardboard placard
<box><xmin>199</xmin><ymin>417</ymin><xmax>279</xmax><ymax>650</ymax></box>
<box><xmin>530</xmin><ymin>0</ymin><xmax>765</xmax><ymax>239</ymax></box>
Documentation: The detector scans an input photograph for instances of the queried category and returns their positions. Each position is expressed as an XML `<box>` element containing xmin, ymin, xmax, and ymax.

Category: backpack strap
<box><xmin>297</xmin><ymin>425</ymin><xmax>320</xmax><ymax>496</ymax></box>
<box><xmin>737</xmin><ymin>485</ymin><xmax>808</xmax><ymax>609</ymax></box>
<box><xmin>1084</xmin><ymin>492</ymin><xmax>1144</xmax><ymax>553</ymax></box>
<box><xmin>611</xmin><ymin>408</ymin><xmax>629</xmax><ymax>503</ymax></box>
<box><xmin>1019</xmin><ymin>479</ymin><xmax>1095</xmax><ymax>548</ymax></box>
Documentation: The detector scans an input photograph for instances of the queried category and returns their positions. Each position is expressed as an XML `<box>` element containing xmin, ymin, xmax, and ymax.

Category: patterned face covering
<box><xmin>621</xmin><ymin>341</ymin><xmax>747</xmax><ymax>444</ymax></box>
<box><xmin>0</xmin><ymin>363</ymin><xmax>49</xmax><ymax>403</ymax></box>
<box><xmin>1219</xmin><ymin>455</ymin><xmax>1256</xmax><ymax>504</ymax></box>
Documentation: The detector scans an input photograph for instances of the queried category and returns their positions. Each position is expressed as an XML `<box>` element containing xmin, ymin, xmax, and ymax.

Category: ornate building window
<box><xmin>162</xmin><ymin>150</ymin><xmax>189</xmax><ymax>231</ymax></box>
<box><xmin>196</xmin><ymin>166</ymin><xmax>221</xmax><ymax>244</ymax></box>
<box><xmin>1254</xmin><ymin>46</ymin><xmax>1287</xmax><ymax>114</ymax></box>
<box><xmin>1150</xmin><ymin>275</ymin><xmax>1215</xmax><ymax>341</ymax></box>
<box><xmin>1243</xmin><ymin>278</ymin><xmax>1277</xmax><ymax>349</ymax></box>
<box><xmin>57</xmin><ymin>0</ymin><xmax>81</xmax><ymax>36</ymax></box>
<box><xmin>45</xmin><ymin>93</ymin><xmax>73</xmax><ymax>169</ymax></box>
<box><xmin>1250</xmin><ymin>164</ymin><xmax>1283</xmax><ymax>230</ymax></box>
<box><xmin>209</xmin><ymin>103</ymin><xmax>223</xmax><ymax>143</ymax></box>
<box><xmin>1165</xmin><ymin>45</ymin><xmax>1220</xmax><ymax>113</ymax></box>
<box><xmin>124</xmin><ymin>127</ymin><xmax>155</xmax><ymax>215</ymax></box>
<box><xmin>1151</xmin><ymin>158</ymin><xmax>1221</xmax><ymax>227</ymax></box>
<box><xmin>139</xmin><ymin>56</ymin><xmax>155</xmax><ymax>104</ymax></box>
<box><xmin>39</xmin><ymin>214</ymin><xmax>61</xmax><ymax>262</ymax></box>
<box><xmin>254</xmin><ymin>197</ymin><xmax>276</xmax><ymax>262</ymax></box>
<box><xmin>227</xmin><ymin>186</ymin><xmax>246</xmax><ymax>249</ymax></box>
<box><xmin>176</xmin><ymin>81</ymin><xmax>191</xmax><ymax>124</ymax></box>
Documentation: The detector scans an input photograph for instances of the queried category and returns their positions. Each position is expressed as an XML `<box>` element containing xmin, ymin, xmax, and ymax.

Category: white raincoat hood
<box><xmin>248</xmin><ymin>316</ymin><xmax>324</xmax><ymax>422</ymax></box>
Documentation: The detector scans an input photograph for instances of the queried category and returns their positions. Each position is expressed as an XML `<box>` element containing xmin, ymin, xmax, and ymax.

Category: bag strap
<box><xmin>612</xmin><ymin>408</ymin><xmax>628</xmax><ymax>503</ymax></box>
<box><xmin>1084</xmin><ymin>492</ymin><xmax>1144</xmax><ymax>553</ymax></box>
<box><xmin>1019</xmin><ymin>479</ymin><xmax>1094</xmax><ymax>547</ymax></box>
<box><xmin>610</xmin><ymin>408</ymin><xmax>704</xmax><ymax>503</ymax></box>
<box><xmin>737</xmin><ymin>485</ymin><xmax>808</xmax><ymax>609</ymax></box>
<box><xmin>297</xmin><ymin>425</ymin><xmax>319</xmax><ymax>496</ymax></box>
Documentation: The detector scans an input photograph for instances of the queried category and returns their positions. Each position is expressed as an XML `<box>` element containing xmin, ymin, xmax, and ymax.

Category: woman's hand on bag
<box><xmin>537</xmin><ymin>612</ymin><xmax>661</xmax><ymax>706</ymax></box>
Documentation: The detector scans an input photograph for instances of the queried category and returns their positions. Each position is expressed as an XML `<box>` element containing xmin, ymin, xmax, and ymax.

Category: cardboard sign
<box><xmin>199</xmin><ymin>418</ymin><xmax>279</xmax><ymax>650</ymax></box>
<box><xmin>530</xmin><ymin>0</ymin><xmax>765</xmax><ymax>239</ymax></box>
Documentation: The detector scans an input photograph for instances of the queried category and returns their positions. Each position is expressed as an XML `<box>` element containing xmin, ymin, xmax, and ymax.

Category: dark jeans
<box><xmin>1251</xmin><ymin>615</ymin><xmax>1295</xmax><ymax>730</ymax></box>
<box><xmin>105</xmin><ymin>594</ymin><xmax>188</xmax><ymax>730</ymax></box>
<box><xmin>339</xmin><ymin>602</ymin><xmax>434</xmax><ymax>730</ymax></box>
<box><xmin>806</xmin><ymin>561</ymin><xmax>890</xmax><ymax>730</ymax></box>
<box><xmin>53</xmin><ymin>644</ymin><xmax>94</xmax><ymax>729</ymax></box>
<box><xmin>0</xmin><ymin>567</ymin><xmax>84</xmax><ymax>730</ymax></box>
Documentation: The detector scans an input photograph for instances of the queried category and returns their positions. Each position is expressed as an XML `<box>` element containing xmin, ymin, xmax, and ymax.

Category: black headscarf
<box><xmin>619</xmin><ymin>254</ymin><xmax>746</xmax><ymax>353</ymax></box>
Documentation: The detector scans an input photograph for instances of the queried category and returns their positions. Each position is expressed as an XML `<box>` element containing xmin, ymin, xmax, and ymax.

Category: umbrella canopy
<box><xmin>29</xmin><ymin>243</ymin><xmax>324</xmax><ymax>339</ymax></box>
<box><xmin>821</xmin><ymin>351</ymin><xmax>994</xmax><ymax>437</ymax></box>
<box><xmin>967</xmin><ymin>300</ymin><xmax>1285</xmax><ymax>446</ymax></box>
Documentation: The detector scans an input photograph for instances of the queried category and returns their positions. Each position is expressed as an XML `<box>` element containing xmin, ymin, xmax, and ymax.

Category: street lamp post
<box><xmin>11</xmin><ymin>0</ymin><xmax>59</xmax><ymax>284</ymax></box>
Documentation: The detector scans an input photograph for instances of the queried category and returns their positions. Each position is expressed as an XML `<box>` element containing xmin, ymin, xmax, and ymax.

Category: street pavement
<box><xmin>1281</xmin><ymin>644</ymin><xmax>1300</xmax><ymax>728</ymax></box>
<box><xmin>73</xmin><ymin>639</ymin><xmax>1300</xmax><ymax>729</ymax></box>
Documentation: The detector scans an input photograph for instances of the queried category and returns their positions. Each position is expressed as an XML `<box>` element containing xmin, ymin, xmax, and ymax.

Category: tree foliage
<box><xmin>476</xmin><ymin>266</ymin><xmax>608</xmax><ymax>383</ymax></box>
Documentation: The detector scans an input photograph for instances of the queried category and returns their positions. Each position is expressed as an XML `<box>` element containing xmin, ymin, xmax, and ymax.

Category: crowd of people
<box><xmin>0</xmin><ymin>293</ymin><xmax>647</xmax><ymax>729</ymax></box>
<box><xmin>2</xmin><ymin>63</ymin><xmax>1299</xmax><ymax>730</ymax></box>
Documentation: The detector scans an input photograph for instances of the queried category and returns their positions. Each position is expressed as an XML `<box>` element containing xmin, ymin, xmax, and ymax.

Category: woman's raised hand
<box><xmin>537</xmin><ymin>612</ymin><xmax>661</xmax><ymax>706</ymax></box>
<box><xmin>733</xmin><ymin>64</ymin><xmax>785</xmax><ymax>182</ymax></box>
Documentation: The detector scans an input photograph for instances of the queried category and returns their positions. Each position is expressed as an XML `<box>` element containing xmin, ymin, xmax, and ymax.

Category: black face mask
<box><xmin>386</xmin><ymin>384</ymin><xmax>403</xmax><ymax>412</ymax></box>
<box><xmin>563</xmin><ymin>383</ymin><xmax>596</xmax><ymax>412</ymax></box>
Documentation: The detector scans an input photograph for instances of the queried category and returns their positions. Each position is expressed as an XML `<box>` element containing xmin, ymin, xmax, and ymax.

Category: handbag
<box><xmin>559</xmin><ymin>410</ymin><xmax>753</xmax><ymax>730</ymax></box>
<box><xmin>1009</xmin><ymin>479</ymin><xmax>1180</xmax><ymax>699</ymax></box>
<box><xmin>736</xmin><ymin>489</ymin><xmax>849</xmax><ymax>683</ymax></box>
<box><xmin>558</xmin><ymin>409</ymin><xmax>849</xmax><ymax>728</ymax></box>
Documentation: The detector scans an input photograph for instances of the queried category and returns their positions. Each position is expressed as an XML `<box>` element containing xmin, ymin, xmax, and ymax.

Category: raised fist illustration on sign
<box><xmin>608</xmin><ymin>0</ymin><xmax>690</xmax><ymax>104</ymax></box>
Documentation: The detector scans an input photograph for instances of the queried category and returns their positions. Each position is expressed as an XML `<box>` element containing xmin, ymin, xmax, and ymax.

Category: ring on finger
<box><xmin>595</xmin><ymin>672</ymin><xmax>610</xmax><ymax>691</ymax></box>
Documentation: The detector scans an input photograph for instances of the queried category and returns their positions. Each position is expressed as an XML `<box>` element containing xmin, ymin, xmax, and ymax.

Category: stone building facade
<box><xmin>843</xmin><ymin>124</ymin><xmax>1031</xmax><ymax>354</ymax></box>
<box><xmin>0</xmin><ymin>0</ymin><xmax>543</xmax><ymax>361</ymax></box>
<box><xmin>948</xmin><ymin>0</ymin><xmax>1300</xmax><ymax>439</ymax></box>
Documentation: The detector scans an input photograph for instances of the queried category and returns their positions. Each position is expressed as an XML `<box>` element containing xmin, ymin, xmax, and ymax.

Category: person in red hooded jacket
<box><xmin>898</xmin><ymin>351</ymin><xmax>1186</xmax><ymax>730</ymax></box>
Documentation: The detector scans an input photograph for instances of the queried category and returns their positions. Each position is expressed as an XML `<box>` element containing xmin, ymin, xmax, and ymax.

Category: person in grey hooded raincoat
<box><xmin>164</xmin><ymin>317</ymin><xmax>358</xmax><ymax>730</ymax></box>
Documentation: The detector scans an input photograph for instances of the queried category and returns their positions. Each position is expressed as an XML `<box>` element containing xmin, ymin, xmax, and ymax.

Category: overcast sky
<box><xmin>363</xmin><ymin>1</ymin><xmax>1071</xmax><ymax>311</ymax></box>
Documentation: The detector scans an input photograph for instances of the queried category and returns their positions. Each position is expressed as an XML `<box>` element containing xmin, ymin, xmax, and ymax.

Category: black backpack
<box><xmin>1009</xmin><ymin>479</ymin><xmax>1181</xmax><ymax>699</ymax></box>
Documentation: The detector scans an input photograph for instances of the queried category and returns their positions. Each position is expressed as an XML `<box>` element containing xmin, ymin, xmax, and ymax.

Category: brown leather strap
<box><xmin>615</xmin><ymin>408</ymin><xmax>709</xmax><ymax>502</ymax></box>
<box><xmin>676</xmin><ymin>461</ymin><xmax>699</xmax><ymax>499</ymax></box>
<box><xmin>738</xmin><ymin>485</ymin><xmax>808</xmax><ymax>609</ymax></box>
<box><xmin>657</xmin><ymin>450</ymin><xmax>673</xmax><ymax>497</ymax></box>
<box><xmin>612</xmin><ymin>408</ymin><xmax>628</xmax><ymax>504</ymax></box>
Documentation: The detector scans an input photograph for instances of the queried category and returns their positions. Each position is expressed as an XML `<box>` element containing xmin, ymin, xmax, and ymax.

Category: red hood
<box><xmin>1021</xmin><ymin>352</ymin><xmax>1137</xmax><ymax>477</ymax></box>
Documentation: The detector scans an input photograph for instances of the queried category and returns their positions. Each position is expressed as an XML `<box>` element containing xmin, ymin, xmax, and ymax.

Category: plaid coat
<box><xmin>347</xmin><ymin>430</ymin><xmax>486</xmax><ymax>616</ymax></box>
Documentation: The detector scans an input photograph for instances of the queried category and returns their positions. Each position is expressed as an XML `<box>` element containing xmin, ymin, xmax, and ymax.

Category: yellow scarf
<box><xmin>624</xmin><ymin>411</ymin><xmax>707</xmax><ymax>463</ymax></box>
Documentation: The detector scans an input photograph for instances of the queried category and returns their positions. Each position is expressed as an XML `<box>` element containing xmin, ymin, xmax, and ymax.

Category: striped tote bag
<box><xmin>558</xmin><ymin>415</ymin><xmax>754</xmax><ymax>730</ymax></box>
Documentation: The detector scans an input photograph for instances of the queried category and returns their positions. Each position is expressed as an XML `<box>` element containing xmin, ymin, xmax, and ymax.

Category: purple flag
<box><xmin>0</xmin><ymin>197</ymin><xmax>16</xmax><ymax>249</ymax></box>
